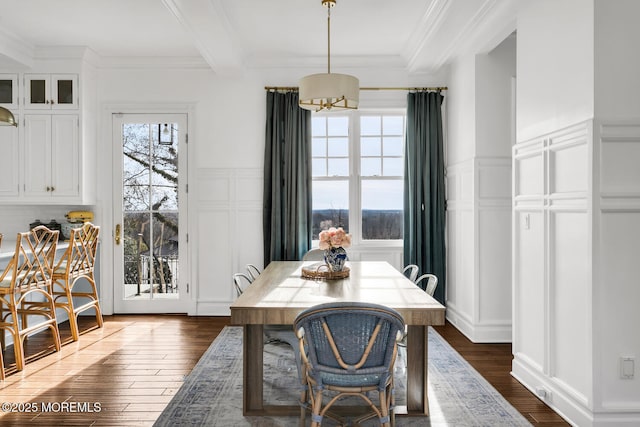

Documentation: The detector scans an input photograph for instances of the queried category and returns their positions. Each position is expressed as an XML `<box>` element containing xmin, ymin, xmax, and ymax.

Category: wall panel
<box><xmin>195</xmin><ymin>168</ymin><xmax>263</xmax><ymax>315</ymax></box>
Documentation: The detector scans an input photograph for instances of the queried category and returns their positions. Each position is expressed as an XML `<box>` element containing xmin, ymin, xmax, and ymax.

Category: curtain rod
<box><xmin>264</xmin><ymin>86</ymin><xmax>447</xmax><ymax>91</ymax></box>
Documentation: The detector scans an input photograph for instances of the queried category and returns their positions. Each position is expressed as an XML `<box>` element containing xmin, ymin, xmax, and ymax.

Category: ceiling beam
<box><xmin>161</xmin><ymin>0</ymin><xmax>245</xmax><ymax>76</ymax></box>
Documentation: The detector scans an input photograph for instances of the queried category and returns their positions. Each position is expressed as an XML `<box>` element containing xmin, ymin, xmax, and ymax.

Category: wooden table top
<box><xmin>230</xmin><ymin>261</ymin><xmax>445</xmax><ymax>326</ymax></box>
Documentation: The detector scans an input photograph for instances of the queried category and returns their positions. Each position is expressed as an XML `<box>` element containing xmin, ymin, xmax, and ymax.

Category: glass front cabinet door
<box><xmin>0</xmin><ymin>74</ymin><xmax>18</xmax><ymax>108</ymax></box>
<box><xmin>24</xmin><ymin>74</ymin><xmax>78</xmax><ymax>110</ymax></box>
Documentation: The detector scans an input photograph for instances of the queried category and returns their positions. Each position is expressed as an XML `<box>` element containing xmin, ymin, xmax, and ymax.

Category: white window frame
<box><xmin>311</xmin><ymin>108</ymin><xmax>406</xmax><ymax>249</ymax></box>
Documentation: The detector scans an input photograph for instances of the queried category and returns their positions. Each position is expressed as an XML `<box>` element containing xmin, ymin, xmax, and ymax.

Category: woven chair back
<box><xmin>1</xmin><ymin>226</ymin><xmax>59</xmax><ymax>292</ymax></box>
<box><xmin>294</xmin><ymin>302</ymin><xmax>405</xmax><ymax>381</ymax></box>
<box><xmin>56</xmin><ymin>223</ymin><xmax>100</xmax><ymax>279</ymax></box>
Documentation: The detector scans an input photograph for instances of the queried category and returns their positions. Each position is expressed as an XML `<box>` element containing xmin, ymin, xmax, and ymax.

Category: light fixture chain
<box><xmin>327</xmin><ymin>4</ymin><xmax>331</xmax><ymax>74</ymax></box>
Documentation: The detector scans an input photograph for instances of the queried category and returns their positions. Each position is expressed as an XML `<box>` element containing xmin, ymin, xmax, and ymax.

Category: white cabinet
<box><xmin>23</xmin><ymin>114</ymin><xmax>80</xmax><ymax>200</ymax></box>
<box><xmin>0</xmin><ymin>73</ymin><xmax>18</xmax><ymax>108</ymax></box>
<box><xmin>24</xmin><ymin>74</ymin><xmax>78</xmax><ymax>110</ymax></box>
<box><xmin>0</xmin><ymin>121</ymin><xmax>20</xmax><ymax>198</ymax></box>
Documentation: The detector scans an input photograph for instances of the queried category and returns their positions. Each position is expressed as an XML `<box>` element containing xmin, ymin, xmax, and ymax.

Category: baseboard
<box><xmin>195</xmin><ymin>301</ymin><xmax>232</xmax><ymax>316</ymax></box>
<box><xmin>446</xmin><ymin>305</ymin><xmax>512</xmax><ymax>343</ymax></box>
<box><xmin>513</xmin><ymin>356</ymin><xmax>640</xmax><ymax>426</ymax></box>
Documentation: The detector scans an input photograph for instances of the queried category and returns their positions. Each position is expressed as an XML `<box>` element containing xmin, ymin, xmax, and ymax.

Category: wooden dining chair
<box><xmin>0</xmin><ymin>226</ymin><xmax>61</xmax><ymax>374</ymax></box>
<box><xmin>51</xmin><ymin>222</ymin><xmax>103</xmax><ymax>341</ymax></box>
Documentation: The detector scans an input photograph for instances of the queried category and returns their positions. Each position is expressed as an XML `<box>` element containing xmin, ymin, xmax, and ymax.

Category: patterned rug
<box><xmin>155</xmin><ymin>326</ymin><xmax>531</xmax><ymax>426</ymax></box>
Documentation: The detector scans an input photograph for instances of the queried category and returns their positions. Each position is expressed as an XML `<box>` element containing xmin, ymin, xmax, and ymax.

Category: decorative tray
<box><xmin>301</xmin><ymin>263</ymin><xmax>350</xmax><ymax>280</ymax></box>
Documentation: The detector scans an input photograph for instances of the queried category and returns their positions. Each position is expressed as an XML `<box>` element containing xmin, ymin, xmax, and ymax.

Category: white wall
<box><xmin>594</xmin><ymin>0</ymin><xmax>640</xmax><ymax>119</ymax></box>
<box><xmin>446</xmin><ymin>33</ymin><xmax>515</xmax><ymax>343</ymax></box>
<box><xmin>93</xmin><ymin>64</ymin><xmax>431</xmax><ymax>316</ymax></box>
<box><xmin>512</xmin><ymin>1</ymin><xmax>640</xmax><ymax>425</ymax></box>
<box><xmin>516</xmin><ymin>0</ymin><xmax>594</xmax><ymax>142</ymax></box>
<box><xmin>95</xmin><ymin>67</ymin><xmax>267</xmax><ymax>315</ymax></box>
<box><xmin>591</xmin><ymin>0</ymin><xmax>640</xmax><ymax>419</ymax></box>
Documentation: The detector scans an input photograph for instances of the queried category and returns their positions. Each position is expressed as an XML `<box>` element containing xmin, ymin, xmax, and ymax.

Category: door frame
<box><xmin>99</xmin><ymin>104</ymin><xmax>196</xmax><ymax>315</ymax></box>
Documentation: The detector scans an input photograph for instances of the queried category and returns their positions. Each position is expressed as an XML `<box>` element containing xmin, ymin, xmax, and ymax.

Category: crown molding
<box><xmin>97</xmin><ymin>55</ymin><xmax>210</xmax><ymax>70</ymax></box>
<box><xmin>0</xmin><ymin>27</ymin><xmax>35</xmax><ymax>68</ymax></box>
<box><xmin>407</xmin><ymin>0</ymin><xmax>506</xmax><ymax>74</ymax></box>
<box><xmin>403</xmin><ymin>0</ymin><xmax>452</xmax><ymax>72</ymax></box>
<box><xmin>247</xmin><ymin>54</ymin><xmax>407</xmax><ymax>71</ymax></box>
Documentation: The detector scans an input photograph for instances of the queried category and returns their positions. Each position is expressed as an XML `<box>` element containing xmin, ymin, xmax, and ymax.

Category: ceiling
<box><xmin>0</xmin><ymin>0</ymin><xmax>519</xmax><ymax>75</ymax></box>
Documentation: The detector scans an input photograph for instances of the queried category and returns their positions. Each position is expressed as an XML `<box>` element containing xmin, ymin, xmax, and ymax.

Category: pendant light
<box><xmin>0</xmin><ymin>106</ymin><xmax>17</xmax><ymax>126</ymax></box>
<box><xmin>299</xmin><ymin>0</ymin><xmax>359</xmax><ymax>112</ymax></box>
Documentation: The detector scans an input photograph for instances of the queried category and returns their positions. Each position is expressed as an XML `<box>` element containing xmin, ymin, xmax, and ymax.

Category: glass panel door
<box><xmin>112</xmin><ymin>114</ymin><xmax>188</xmax><ymax>313</ymax></box>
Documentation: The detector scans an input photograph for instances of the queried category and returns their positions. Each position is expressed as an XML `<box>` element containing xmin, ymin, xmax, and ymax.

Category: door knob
<box><xmin>115</xmin><ymin>224</ymin><xmax>121</xmax><ymax>245</ymax></box>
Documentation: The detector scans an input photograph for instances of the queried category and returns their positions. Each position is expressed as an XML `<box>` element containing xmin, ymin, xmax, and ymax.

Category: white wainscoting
<box><xmin>194</xmin><ymin>168</ymin><xmax>263</xmax><ymax>315</ymax></box>
<box><xmin>513</xmin><ymin>119</ymin><xmax>640</xmax><ymax>426</ymax></box>
<box><xmin>592</xmin><ymin>120</ymin><xmax>640</xmax><ymax>419</ymax></box>
<box><xmin>512</xmin><ymin>120</ymin><xmax>595</xmax><ymax>426</ymax></box>
<box><xmin>446</xmin><ymin>156</ymin><xmax>512</xmax><ymax>343</ymax></box>
<box><xmin>192</xmin><ymin>168</ymin><xmax>405</xmax><ymax>316</ymax></box>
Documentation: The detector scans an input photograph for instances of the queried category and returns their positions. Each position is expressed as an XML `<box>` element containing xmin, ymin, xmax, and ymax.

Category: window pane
<box><xmin>361</xmin><ymin>158</ymin><xmax>381</xmax><ymax>176</ymax></box>
<box><xmin>361</xmin><ymin>116</ymin><xmax>381</xmax><ymax>136</ymax></box>
<box><xmin>383</xmin><ymin>158</ymin><xmax>403</xmax><ymax>176</ymax></box>
<box><xmin>361</xmin><ymin>136</ymin><xmax>381</xmax><ymax>156</ymax></box>
<box><xmin>328</xmin><ymin>158</ymin><xmax>349</xmax><ymax>176</ymax></box>
<box><xmin>328</xmin><ymin>137</ymin><xmax>348</xmax><ymax>156</ymax></box>
<box><xmin>361</xmin><ymin>179</ymin><xmax>403</xmax><ymax>240</ymax></box>
<box><xmin>383</xmin><ymin>136</ymin><xmax>403</xmax><ymax>156</ymax></box>
<box><xmin>312</xmin><ymin>117</ymin><xmax>326</xmax><ymax>136</ymax></box>
<box><xmin>312</xmin><ymin>159</ymin><xmax>327</xmax><ymax>177</ymax></box>
<box><xmin>312</xmin><ymin>180</ymin><xmax>349</xmax><ymax>239</ymax></box>
<box><xmin>383</xmin><ymin>116</ymin><xmax>404</xmax><ymax>135</ymax></box>
<box><xmin>327</xmin><ymin>116</ymin><xmax>348</xmax><ymax>136</ymax></box>
<box><xmin>312</xmin><ymin>137</ymin><xmax>326</xmax><ymax>156</ymax></box>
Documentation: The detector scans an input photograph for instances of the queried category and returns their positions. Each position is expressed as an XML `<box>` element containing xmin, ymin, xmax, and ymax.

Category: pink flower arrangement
<box><xmin>318</xmin><ymin>227</ymin><xmax>352</xmax><ymax>250</ymax></box>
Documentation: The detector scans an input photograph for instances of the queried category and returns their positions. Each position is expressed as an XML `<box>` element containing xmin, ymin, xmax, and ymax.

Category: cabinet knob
<box><xmin>51</xmin><ymin>186</ymin><xmax>55</xmax><ymax>192</ymax></box>
<box><xmin>46</xmin><ymin>186</ymin><xmax>51</xmax><ymax>191</ymax></box>
<box><xmin>50</xmin><ymin>99</ymin><xmax>55</xmax><ymax>104</ymax></box>
<box><xmin>45</xmin><ymin>100</ymin><xmax>50</xmax><ymax>104</ymax></box>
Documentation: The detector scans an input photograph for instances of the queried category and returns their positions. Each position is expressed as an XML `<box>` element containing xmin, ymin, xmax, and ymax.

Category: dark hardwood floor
<box><xmin>0</xmin><ymin>315</ymin><xmax>569</xmax><ymax>426</ymax></box>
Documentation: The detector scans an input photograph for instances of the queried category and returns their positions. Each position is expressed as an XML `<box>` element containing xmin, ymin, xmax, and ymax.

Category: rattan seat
<box><xmin>0</xmin><ymin>226</ymin><xmax>61</xmax><ymax>377</ymax></box>
<box><xmin>293</xmin><ymin>301</ymin><xmax>405</xmax><ymax>427</ymax></box>
<box><xmin>51</xmin><ymin>222</ymin><xmax>103</xmax><ymax>341</ymax></box>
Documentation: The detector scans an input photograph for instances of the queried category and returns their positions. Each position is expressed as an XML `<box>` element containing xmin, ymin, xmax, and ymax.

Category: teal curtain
<box><xmin>263</xmin><ymin>91</ymin><xmax>312</xmax><ymax>266</ymax></box>
<box><xmin>403</xmin><ymin>91</ymin><xmax>446</xmax><ymax>305</ymax></box>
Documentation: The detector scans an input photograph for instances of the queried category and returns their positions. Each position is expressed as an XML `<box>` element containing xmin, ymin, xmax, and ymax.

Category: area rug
<box><xmin>154</xmin><ymin>326</ymin><xmax>531</xmax><ymax>426</ymax></box>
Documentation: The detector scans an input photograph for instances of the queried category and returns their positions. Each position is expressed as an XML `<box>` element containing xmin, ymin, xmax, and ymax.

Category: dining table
<box><xmin>229</xmin><ymin>260</ymin><xmax>446</xmax><ymax>417</ymax></box>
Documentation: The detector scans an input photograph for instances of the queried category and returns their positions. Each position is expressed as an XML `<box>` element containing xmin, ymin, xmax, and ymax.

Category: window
<box><xmin>311</xmin><ymin>111</ymin><xmax>405</xmax><ymax>245</ymax></box>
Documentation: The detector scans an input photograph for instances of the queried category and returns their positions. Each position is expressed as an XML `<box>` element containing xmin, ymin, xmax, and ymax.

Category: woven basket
<box><xmin>301</xmin><ymin>263</ymin><xmax>350</xmax><ymax>280</ymax></box>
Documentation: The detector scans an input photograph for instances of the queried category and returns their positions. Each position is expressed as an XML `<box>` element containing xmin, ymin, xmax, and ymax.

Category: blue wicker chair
<box><xmin>293</xmin><ymin>302</ymin><xmax>405</xmax><ymax>427</ymax></box>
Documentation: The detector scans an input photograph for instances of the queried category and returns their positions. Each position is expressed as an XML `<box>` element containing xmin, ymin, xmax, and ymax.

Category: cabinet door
<box><xmin>24</xmin><ymin>74</ymin><xmax>78</xmax><ymax>110</ymax></box>
<box><xmin>0</xmin><ymin>73</ymin><xmax>18</xmax><ymax>108</ymax></box>
<box><xmin>0</xmin><ymin>120</ymin><xmax>19</xmax><ymax>198</ymax></box>
<box><xmin>51</xmin><ymin>74</ymin><xmax>78</xmax><ymax>109</ymax></box>
<box><xmin>24</xmin><ymin>74</ymin><xmax>51</xmax><ymax>109</ymax></box>
<box><xmin>50</xmin><ymin>115</ymin><xmax>80</xmax><ymax>198</ymax></box>
<box><xmin>23</xmin><ymin>114</ymin><xmax>53</xmax><ymax>197</ymax></box>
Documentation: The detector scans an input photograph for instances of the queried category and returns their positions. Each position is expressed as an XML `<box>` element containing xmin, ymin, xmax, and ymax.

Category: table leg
<box><xmin>406</xmin><ymin>325</ymin><xmax>429</xmax><ymax>415</ymax></box>
<box><xmin>243</xmin><ymin>324</ymin><xmax>264</xmax><ymax>415</ymax></box>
